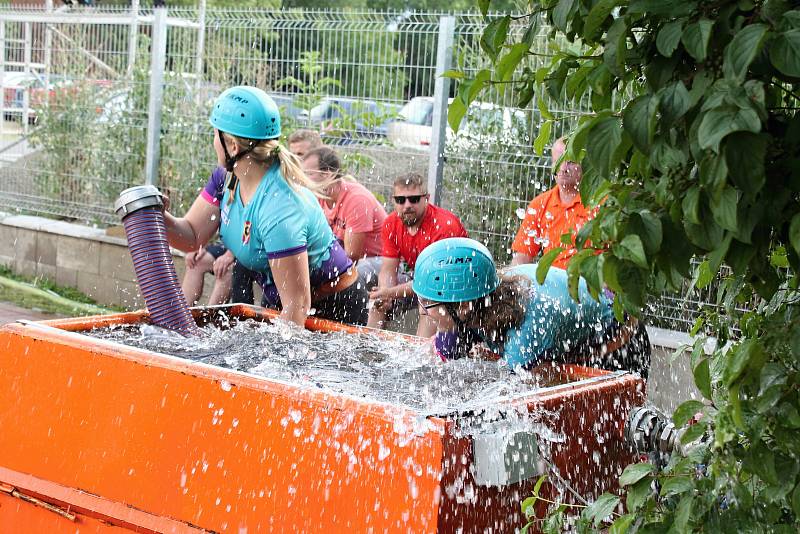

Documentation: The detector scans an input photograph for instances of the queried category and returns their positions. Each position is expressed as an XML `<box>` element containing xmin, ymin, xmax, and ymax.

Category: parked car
<box><xmin>307</xmin><ymin>97</ymin><xmax>399</xmax><ymax>142</ymax></box>
<box><xmin>267</xmin><ymin>92</ymin><xmax>309</xmax><ymax>124</ymax></box>
<box><xmin>387</xmin><ymin>96</ymin><xmax>529</xmax><ymax>152</ymax></box>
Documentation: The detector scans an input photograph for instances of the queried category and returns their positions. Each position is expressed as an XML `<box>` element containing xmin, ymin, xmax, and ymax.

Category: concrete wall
<box><xmin>0</xmin><ymin>213</ymin><xmax>189</xmax><ymax>310</ymax></box>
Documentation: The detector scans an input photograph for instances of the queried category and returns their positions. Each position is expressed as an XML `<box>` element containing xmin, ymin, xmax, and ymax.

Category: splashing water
<box><xmin>86</xmin><ymin>318</ymin><xmax>564</xmax><ymax>415</ymax></box>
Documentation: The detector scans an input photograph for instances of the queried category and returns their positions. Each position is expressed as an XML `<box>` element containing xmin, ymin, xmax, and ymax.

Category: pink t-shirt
<box><xmin>321</xmin><ymin>181</ymin><xmax>387</xmax><ymax>258</ymax></box>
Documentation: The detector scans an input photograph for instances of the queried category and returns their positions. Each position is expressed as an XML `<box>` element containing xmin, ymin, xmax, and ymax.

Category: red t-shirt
<box><xmin>381</xmin><ymin>203</ymin><xmax>468</xmax><ymax>270</ymax></box>
<box><xmin>320</xmin><ymin>181</ymin><xmax>387</xmax><ymax>258</ymax></box>
<box><xmin>511</xmin><ymin>186</ymin><xmax>597</xmax><ymax>269</ymax></box>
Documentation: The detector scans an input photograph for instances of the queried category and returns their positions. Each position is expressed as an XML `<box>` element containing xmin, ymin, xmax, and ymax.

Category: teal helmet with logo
<box><xmin>209</xmin><ymin>86</ymin><xmax>281</xmax><ymax>140</ymax></box>
<box><xmin>412</xmin><ymin>237</ymin><xmax>500</xmax><ymax>303</ymax></box>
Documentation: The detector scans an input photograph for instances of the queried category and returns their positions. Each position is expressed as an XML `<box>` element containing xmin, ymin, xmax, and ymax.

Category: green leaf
<box><xmin>534</xmin><ymin>121</ymin><xmax>552</xmax><ymax>156</ymax></box>
<box><xmin>553</xmin><ymin>0</ymin><xmax>576</xmax><ymax>33</ymax></box>
<box><xmin>619</xmin><ymin>462</ymin><xmax>654</xmax><ymax>486</ymax></box>
<box><xmin>480</xmin><ymin>15</ymin><xmax>511</xmax><ymax>60</ymax></box>
<box><xmin>623</xmin><ymin>94</ymin><xmax>657</xmax><ymax>152</ymax></box>
<box><xmin>536</xmin><ymin>248</ymin><xmax>563</xmax><ymax>284</ymax></box>
<box><xmin>448</xmin><ymin>96</ymin><xmax>467</xmax><ymax>132</ymax></box>
<box><xmin>657</xmin><ymin>20</ymin><xmax>684</xmax><ymax>57</ymax></box>
<box><xmin>763</xmin><ymin>0</ymin><xmax>791</xmax><ymax>25</ymax></box>
<box><xmin>521</xmin><ymin>496</ymin><xmax>537</xmax><ymax>517</ymax></box>
<box><xmin>698</xmin><ymin>152</ymin><xmax>728</xmax><ymax>195</ymax></box>
<box><xmin>660</xmin><ymin>476</ymin><xmax>694</xmax><ymax>497</ymax></box>
<box><xmin>680</xmin><ymin>421</ymin><xmax>707</xmax><ymax>444</ymax></box>
<box><xmin>517</xmin><ymin>80</ymin><xmax>535</xmax><ymax>108</ymax></box>
<box><xmin>698</xmin><ymin>106</ymin><xmax>762</xmax><ymax>153</ymax></box>
<box><xmin>770</xmin><ymin>29</ymin><xmax>800</xmax><ymax>77</ymax></box>
<box><xmin>673</xmin><ymin>399</ymin><xmax>704</xmax><ymax>427</ymax></box>
<box><xmin>533</xmin><ymin>473</ymin><xmax>547</xmax><ymax>496</ymax></box>
<box><xmin>723</xmin><ymin>24</ymin><xmax>769</xmax><ymax>82</ymax></box>
<box><xmin>609</xmin><ymin>514</ymin><xmax>635</xmax><ymax>534</ymax></box>
<box><xmin>521</xmin><ymin>17</ymin><xmax>541</xmax><ymax>47</ymax></box>
<box><xmin>746</xmin><ymin>440</ymin><xmax>779</xmax><ymax>485</ymax></box>
<box><xmin>695</xmin><ymin>259</ymin><xmax>713</xmax><ymax>289</ymax></box>
<box><xmin>615</xmin><ymin>234</ymin><xmax>648</xmax><ymax>268</ymax></box>
<box><xmin>584</xmin><ymin>493</ymin><xmax>620</xmax><ymax>527</ymax></box>
<box><xmin>682</xmin><ymin>186</ymin><xmax>701</xmax><ymax>225</ymax></box>
<box><xmin>709</xmin><ymin>186</ymin><xmax>739</xmax><ymax>231</ymax></box>
<box><xmin>496</xmin><ymin>43</ymin><xmax>529</xmax><ymax>85</ymax></box>
<box><xmin>584</xmin><ymin>0</ymin><xmax>619</xmax><ymax>41</ymax></box>
<box><xmin>724</xmin><ymin>338</ymin><xmax>763</xmax><ymax>386</ymax></box>
<box><xmin>626</xmin><ymin>476</ymin><xmax>653</xmax><ymax>511</ymax></box>
<box><xmin>580</xmin><ymin>254</ymin><xmax>605</xmax><ymax>299</ymax></box>
<box><xmin>792</xmin><ymin>483</ymin><xmax>800</xmax><ymax>517</ymax></box>
<box><xmin>629</xmin><ymin>210</ymin><xmax>662</xmax><ymax>254</ymax></box>
<box><xmin>441</xmin><ymin>70</ymin><xmax>465</xmax><ymax>79</ymax></box>
<box><xmin>673</xmin><ymin>494</ymin><xmax>694</xmax><ymax>531</ymax></box>
<box><xmin>478</xmin><ymin>0</ymin><xmax>491</xmax><ymax>17</ymax></box>
<box><xmin>628</xmin><ymin>0</ymin><xmax>694</xmax><ymax>16</ymax></box>
<box><xmin>603</xmin><ymin>18</ymin><xmax>629</xmax><ymax>77</ymax></box>
<box><xmin>566</xmin><ymin>250</ymin><xmax>593</xmax><ymax>302</ymax></box>
<box><xmin>682</xmin><ymin>19</ymin><xmax>714</xmax><ymax>62</ymax></box>
<box><xmin>586</xmin><ymin>117</ymin><xmax>622</xmax><ymax>177</ymax></box>
<box><xmin>694</xmin><ymin>357</ymin><xmax>712</xmax><ymax>399</ymax></box>
<box><xmin>724</xmin><ymin>132</ymin><xmax>766</xmax><ymax>196</ymax></box>
<box><xmin>790</xmin><ymin>214</ymin><xmax>800</xmax><ymax>256</ymax></box>
<box><xmin>537</xmin><ymin>94</ymin><xmax>554</xmax><ymax>120</ymax></box>
<box><xmin>659</xmin><ymin>81</ymin><xmax>691</xmax><ymax>127</ymax></box>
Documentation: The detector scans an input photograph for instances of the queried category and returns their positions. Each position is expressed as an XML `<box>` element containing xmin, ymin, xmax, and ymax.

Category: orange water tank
<box><xmin>0</xmin><ymin>305</ymin><xmax>644</xmax><ymax>533</ymax></box>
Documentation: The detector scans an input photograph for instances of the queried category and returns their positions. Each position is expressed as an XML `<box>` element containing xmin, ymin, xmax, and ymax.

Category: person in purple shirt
<box><xmin>162</xmin><ymin>86</ymin><xmax>368</xmax><ymax>327</ymax></box>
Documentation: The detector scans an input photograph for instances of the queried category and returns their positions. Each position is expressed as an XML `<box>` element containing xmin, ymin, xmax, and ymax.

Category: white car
<box><xmin>387</xmin><ymin>96</ymin><xmax>528</xmax><ymax>152</ymax></box>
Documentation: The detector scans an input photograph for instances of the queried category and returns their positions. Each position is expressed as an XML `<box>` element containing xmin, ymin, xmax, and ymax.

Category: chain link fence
<box><xmin>0</xmin><ymin>5</ymin><xmax>717</xmax><ymax>331</ymax></box>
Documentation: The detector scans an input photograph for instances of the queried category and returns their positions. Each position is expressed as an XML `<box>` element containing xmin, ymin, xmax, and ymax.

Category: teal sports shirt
<box><xmin>500</xmin><ymin>264</ymin><xmax>614</xmax><ymax>368</ymax></box>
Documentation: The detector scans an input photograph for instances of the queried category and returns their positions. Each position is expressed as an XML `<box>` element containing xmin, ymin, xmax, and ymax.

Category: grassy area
<box><xmin>0</xmin><ymin>265</ymin><xmax>125</xmax><ymax>316</ymax></box>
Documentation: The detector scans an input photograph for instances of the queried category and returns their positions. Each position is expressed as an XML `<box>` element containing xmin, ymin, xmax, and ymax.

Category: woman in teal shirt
<box><xmin>163</xmin><ymin>86</ymin><xmax>368</xmax><ymax>327</ymax></box>
<box><xmin>411</xmin><ymin>237</ymin><xmax>650</xmax><ymax>377</ymax></box>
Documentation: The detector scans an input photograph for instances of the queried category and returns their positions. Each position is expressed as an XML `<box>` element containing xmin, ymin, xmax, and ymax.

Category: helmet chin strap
<box><xmin>219</xmin><ymin>130</ymin><xmax>255</xmax><ymax>201</ymax></box>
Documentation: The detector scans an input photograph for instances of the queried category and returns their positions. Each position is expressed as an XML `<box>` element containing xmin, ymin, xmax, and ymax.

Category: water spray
<box><xmin>115</xmin><ymin>185</ymin><xmax>201</xmax><ymax>337</ymax></box>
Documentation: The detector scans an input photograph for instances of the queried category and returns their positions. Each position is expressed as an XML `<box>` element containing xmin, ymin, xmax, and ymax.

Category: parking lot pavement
<box><xmin>0</xmin><ymin>301</ymin><xmax>62</xmax><ymax>324</ymax></box>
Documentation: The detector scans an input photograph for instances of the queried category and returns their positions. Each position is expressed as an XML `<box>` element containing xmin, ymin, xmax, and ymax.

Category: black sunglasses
<box><xmin>393</xmin><ymin>194</ymin><xmax>427</xmax><ymax>205</ymax></box>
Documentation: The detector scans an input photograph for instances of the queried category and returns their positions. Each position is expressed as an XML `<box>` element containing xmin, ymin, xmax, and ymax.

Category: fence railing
<box><xmin>0</xmin><ymin>4</ymin><xmax>719</xmax><ymax>331</ymax></box>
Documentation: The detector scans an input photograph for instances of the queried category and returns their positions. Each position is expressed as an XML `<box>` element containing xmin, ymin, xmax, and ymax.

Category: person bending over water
<box><xmin>412</xmin><ymin>238</ymin><xmax>650</xmax><ymax>377</ymax></box>
<box><xmin>163</xmin><ymin>86</ymin><xmax>368</xmax><ymax>327</ymax></box>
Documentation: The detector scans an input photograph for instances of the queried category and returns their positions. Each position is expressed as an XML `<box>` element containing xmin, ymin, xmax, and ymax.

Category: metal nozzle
<box><xmin>114</xmin><ymin>185</ymin><xmax>163</xmax><ymax>218</ymax></box>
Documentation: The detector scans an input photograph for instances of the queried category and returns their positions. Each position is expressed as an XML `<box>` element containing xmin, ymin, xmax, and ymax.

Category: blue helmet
<box><xmin>412</xmin><ymin>237</ymin><xmax>500</xmax><ymax>303</ymax></box>
<box><xmin>209</xmin><ymin>86</ymin><xmax>281</xmax><ymax>139</ymax></box>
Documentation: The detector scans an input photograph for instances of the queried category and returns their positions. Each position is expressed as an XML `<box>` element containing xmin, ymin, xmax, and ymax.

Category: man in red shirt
<box><xmin>368</xmin><ymin>172</ymin><xmax>468</xmax><ymax>337</ymax></box>
<box><xmin>511</xmin><ymin>137</ymin><xmax>596</xmax><ymax>268</ymax></box>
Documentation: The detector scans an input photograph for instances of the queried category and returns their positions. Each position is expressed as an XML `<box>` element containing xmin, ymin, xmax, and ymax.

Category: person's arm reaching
<box><xmin>368</xmin><ymin>256</ymin><xmax>400</xmax><ymax>313</ymax></box>
<box><xmin>269</xmin><ymin>252</ymin><xmax>312</xmax><ymax>328</ymax></box>
<box><xmin>371</xmin><ymin>280</ymin><xmax>413</xmax><ymax>300</ymax></box>
<box><xmin>163</xmin><ymin>196</ymin><xmax>221</xmax><ymax>252</ymax></box>
<box><xmin>343</xmin><ymin>230</ymin><xmax>368</xmax><ymax>262</ymax></box>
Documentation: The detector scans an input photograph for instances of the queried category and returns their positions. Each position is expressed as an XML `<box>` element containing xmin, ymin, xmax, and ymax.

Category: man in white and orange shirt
<box><xmin>301</xmin><ymin>145</ymin><xmax>387</xmax><ymax>287</ymax></box>
<box><xmin>511</xmin><ymin>137</ymin><xmax>597</xmax><ymax>268</ymax></box>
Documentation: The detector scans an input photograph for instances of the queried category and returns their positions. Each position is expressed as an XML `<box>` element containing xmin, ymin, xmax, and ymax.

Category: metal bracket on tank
<box><xmin>471</xmin><ymin>423</ymin><xmax>545</xmax><ymax>487</ymax></box>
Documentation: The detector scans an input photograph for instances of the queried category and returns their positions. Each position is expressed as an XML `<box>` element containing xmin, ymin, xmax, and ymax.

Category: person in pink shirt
<box><xmin>301</xmin><ymin>145</ymin><xmax>387</xmax><ymax>287</ymax></box>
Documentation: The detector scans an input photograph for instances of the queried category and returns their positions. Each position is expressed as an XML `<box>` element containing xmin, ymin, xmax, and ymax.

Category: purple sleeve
<box><xmin>434</xmin><ymin>331</ymin><xmax>459</xmax><ymax>361</ymax></box>
<box><xmin>200</xmin><ymin>167</ymin><xmax>227</xmax><ymax>206</ymax></box>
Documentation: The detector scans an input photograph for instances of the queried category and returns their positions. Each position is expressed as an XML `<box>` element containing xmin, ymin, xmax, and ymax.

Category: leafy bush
<box><xmin>458</xmin><ymin>0</ymin><xmax>800</xmax><ymax>531</ymax></box>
